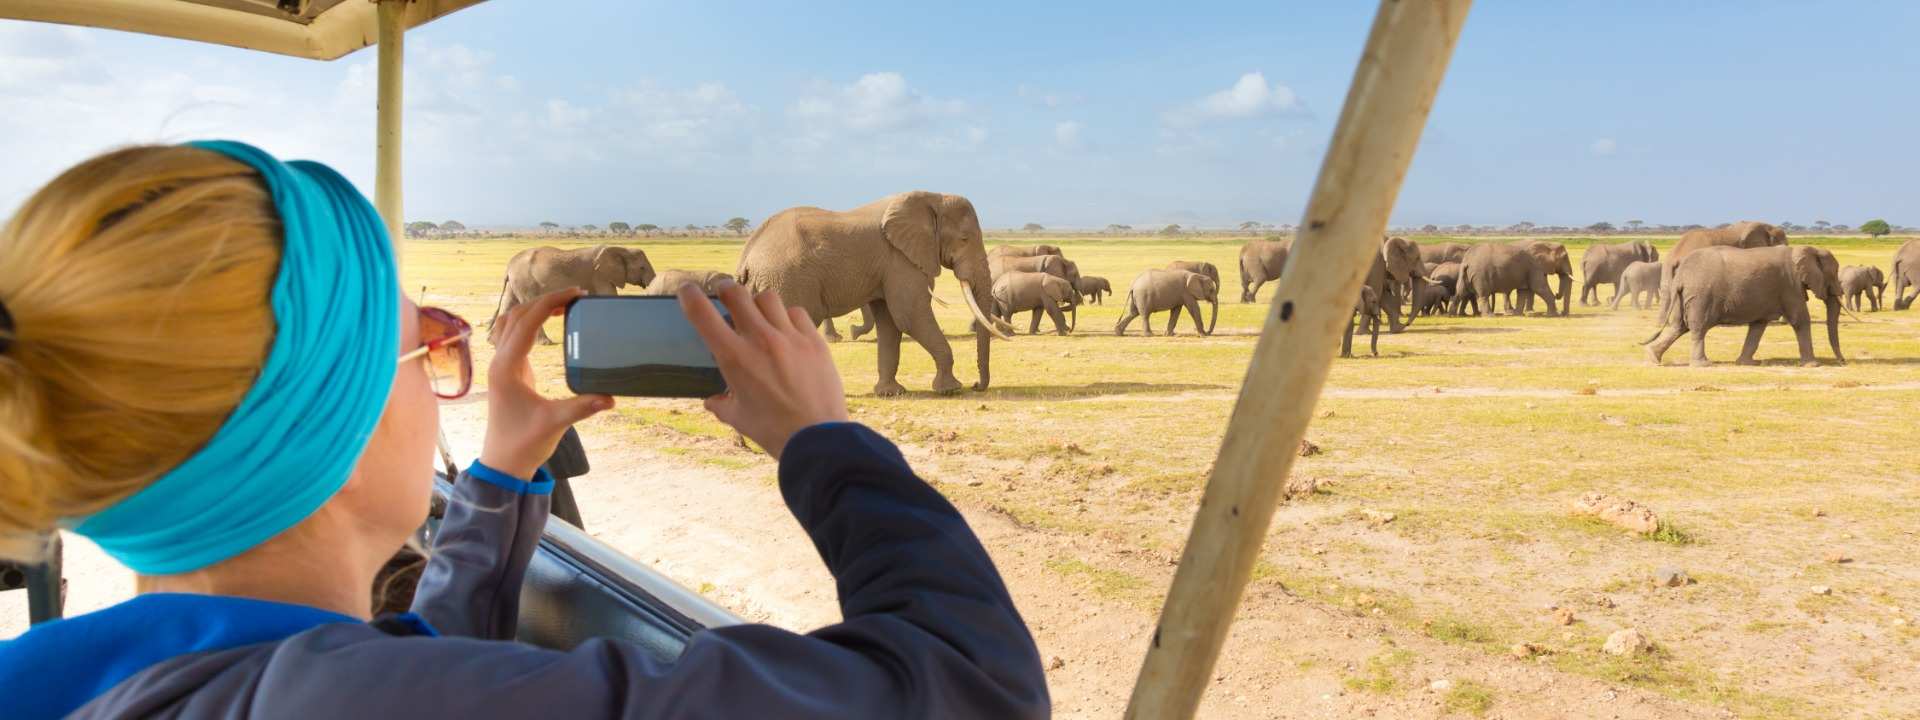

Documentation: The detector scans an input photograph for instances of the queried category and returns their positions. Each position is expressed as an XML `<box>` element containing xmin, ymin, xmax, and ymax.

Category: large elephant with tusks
<box><xmin>737</xmin><ymin>191</ymin><xmax>1013</xmax><ymax>396</ymax></box>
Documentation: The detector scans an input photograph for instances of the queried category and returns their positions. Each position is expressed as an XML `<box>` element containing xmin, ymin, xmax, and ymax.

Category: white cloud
<box><xmin>543</xmin><ymin>99</ymin><xmax>592</xmax><ymax>131</ymax></box>
<box><xmin>790</xmin><ymin>72</ymin><xmax>964</xmax><ymax>136</ymax></box>
<box><xmin>1054</xmin><ymin>121</ymin><xmax>1084</xmax><ymax>150</ymax></box>
<box><xmin>1164</xmin><ymin>72</ymin><xmax>1300</xmax><ymax>127</ymax></box>
<box><xmin>1018</xmin><ymin>84</ymin><xmax>1081</xmax><ymax>109</ymax></box>
<box><xmin>1589</xmin><ymin>137</ymin><xmax>1618</xmax><ymax>156</ymax></box>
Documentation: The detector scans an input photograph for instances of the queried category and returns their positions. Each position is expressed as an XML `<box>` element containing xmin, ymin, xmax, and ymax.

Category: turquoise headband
<box><xmin>72</xmin><ymin>140</ymin><xmax>400</xmax><ymax>574</ymax></box>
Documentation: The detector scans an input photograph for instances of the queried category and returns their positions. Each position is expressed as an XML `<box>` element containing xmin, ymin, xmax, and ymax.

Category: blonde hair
<box><xmin>0</xmin><ymin>145</ymin><xmax>281</xmax><ymax>562</ymax></box>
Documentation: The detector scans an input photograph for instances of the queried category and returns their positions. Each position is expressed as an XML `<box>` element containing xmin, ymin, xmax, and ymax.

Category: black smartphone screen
<box><xmin>564</xmin><ymin>296</ymin><xmax>728</xmax><ymax>398</ymax></box>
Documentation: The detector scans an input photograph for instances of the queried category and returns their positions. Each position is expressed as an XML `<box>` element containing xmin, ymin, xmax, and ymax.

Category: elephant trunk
<box><xmin>1385</xmin><ymin>289</ymin><xmax>1410</xmax><ymax>333</ymax></box>
<box><xmin>1068</xmin><ymin>297</ymin><xmax>1078</xmax><ymax>332</ymax></box>
<box><xmin>1559</xmin><ymin>272</ymin><xmax>1572</xmax><ymax>316</ymax></box>
<box><xmin>963</xmin><ymin>277</ymin><xmax>997</xmax><ymax>390</ymax></box>
<box><xmin>1825</xmin><ymin>295</ymin><xmax>1844</xmax><ymax>363</ymax></box>
<box><xmin>1205</xmin><ymin>295</ymin><xmax>1219</xmax><ymax>336</ymax></box>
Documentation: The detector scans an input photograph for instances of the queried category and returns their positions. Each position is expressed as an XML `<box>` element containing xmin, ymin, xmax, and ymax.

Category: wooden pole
<box><xmin>374</xmin><ymin>0</ymin><xmax>406</xmax><ymax>250</ymax></box>
<box><xmin>1123</xmin><ymin>2</ymin><xmax>1471</xmax><ymax>718</ymax></box>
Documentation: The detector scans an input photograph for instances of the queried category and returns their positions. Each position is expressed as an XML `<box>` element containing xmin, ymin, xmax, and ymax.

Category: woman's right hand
<box><xmin>679</xmin><ymin>281</ymin><xmax>849</xmax><ymax>460</ymax></box>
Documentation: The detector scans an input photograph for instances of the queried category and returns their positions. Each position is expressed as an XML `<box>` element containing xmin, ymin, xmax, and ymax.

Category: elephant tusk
<box><xmin>926</xmin><ymin>285</ymin><xmax>953</xmax><ymax>307</ymax></box>
<box><xmin>958</xmin><ymin>280</ymin><xmax>1014</xmax><ymax>340</ymax></box>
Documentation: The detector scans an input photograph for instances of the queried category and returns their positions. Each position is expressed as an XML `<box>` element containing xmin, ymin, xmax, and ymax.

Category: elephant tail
<box><xmin>486</xmin><ymin>274</ymin><xmax>510</xmax><ymax>328</ymax></box>
<box><xmin>1639</xmin><ymin>286</ymin><xmax>1678</xmax><ymax>345</ymax></box>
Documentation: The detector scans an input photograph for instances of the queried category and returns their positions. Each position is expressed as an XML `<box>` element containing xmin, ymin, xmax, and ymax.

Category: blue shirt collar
<box><xmin>0</xmin><ymin>593</ymin><xmax>360</xmax><ymax>719</ymax></box>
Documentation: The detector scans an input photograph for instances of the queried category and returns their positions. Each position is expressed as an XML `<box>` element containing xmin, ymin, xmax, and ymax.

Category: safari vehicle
<box><xmin>0</xmin><ymin>1</ymin><xmax>1467</xmax><ymax>716</ymax></box>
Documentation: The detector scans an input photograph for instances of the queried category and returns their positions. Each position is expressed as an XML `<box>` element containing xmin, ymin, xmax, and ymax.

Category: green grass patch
<box><xmin>1044</xmin><ymin>556</ymin><xmax>1147</xmax><ymax>603</ymax></box>
<box><xmin>1342</xmin><ymin>648</ymin><xmax>1416</xmax><ymax>694</ymax></box>
<box><xmin>1645</xmin><ymin>518</ymin><xmax>1697</xmax><ymax>545</ymax></box>
<box><xmin>1425</xmin><ymin>615</ymin><xmax>1501</xmax><ymax>647</ymax></box>
<box><xmin>1443</xmin><ymin>679</ymin><xmax>1496</xmax><ymax>716</ymax></box>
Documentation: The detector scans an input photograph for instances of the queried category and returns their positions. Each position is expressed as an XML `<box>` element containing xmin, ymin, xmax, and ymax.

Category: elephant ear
<box><xmin>591</xmin><ymin>245</ymin><xmax>626</xmax><ymax>281</ymax></box>
<box><xmin>882</xmin><ymin>191</ymin><xmax>943</xmax><ymax>280</ymax></box>
<box><xmin>1383</xmin><ymin>238</ymin><xmax>1419</xmax><ymax>281</ymax></box>
<box><xmin>1790</xmin><ymin>246</ymin><xmax>1826</xmax><ymax>297</ymax></box>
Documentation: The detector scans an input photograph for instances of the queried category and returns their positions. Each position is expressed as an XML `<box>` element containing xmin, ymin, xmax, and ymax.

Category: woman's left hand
<box><xmin>479</xmin><ymin>288</ymin><xmax>614</xmax><ymax>478</ymax></box>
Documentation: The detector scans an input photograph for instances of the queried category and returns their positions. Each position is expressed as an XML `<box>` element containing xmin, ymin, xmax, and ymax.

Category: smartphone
<box><xmin>564</xmin><ymin>296</ymin><xmax>728</xmax><ymax>398</ymax></box>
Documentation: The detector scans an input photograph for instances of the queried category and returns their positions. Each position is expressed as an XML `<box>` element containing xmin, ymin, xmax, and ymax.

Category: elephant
<box><xmin>992</xmin><ymin>254</ymin><xmax>1081</xmax><ymax>290</ymax></box>
<box><xmin>736</xmin><ymin>190</ymin><xmax>1011</xmax><ymax>396</ymax></box>
<box><xmin>1508</xmin><ymin>240</ymin><xmax>1573</xmax><ymax>315</ymax></box>
<box><xmin>992</xmin><ymin>270</ymin><xmax>1078</xmax><ymax>335</ymax></box>
<box><xmin>1657</xmin><ymin>221</ymin><xmax>1788</xmax><ymax>325</ymax></box>
<box><xmin>1642</xmin><ymin>245</ymin><xmax>1845</xmax><ymax>367</ymax></box>
<box><xmin>1354</xmin><ymin>235</ymin><xmax>1428</xmax><ymax>333</ymax></box>
<box><xmin>1892</xmin><ymin>239</ymin><xmax>1920</xmax><ymax>310</ymax></box>
<box><xmin>638</xmin><ymin>268</ymin><xmax>734</xmax><ymax>296</ymax></box>
<box><xmin>1075</xmin><ymin>275</ymin><xmax>1113</xmax><ymax>305</ymax></box>
<box><xmin>1342</xmin><ymin>285</ymin><xmax>1383</xmax><ymax>358</ymax></box>
<box><xmin>1115</xmin><ymin>269</ymin><xmax>1219</xmax><ymax>336</ymax></box>
<box><xmin>1238</xmin><ymin>239</ymin><xmax>1291</xmax><ymax>303</ymax></box>
<box><xmin>988</xmin><ymin>244</ymin><xmax>1062</xmax><ymax>260</ymax></box>
<box><xmin>488</xmin><ymin>245</ymin><xmax>656</xmax><ymax>345</ymax></box>
<box><xmin>1166</xmin><ymin>260</ymin><xmax>1221</xmax><ymax>292</ymax></box>
<box><xmin>1413</xmin><ymin>281</ymin><xmax>1453</xmax><ymax>317</ymax></box>
<box><xmin>1418</xmin><ymin>241</ymin><xmax>1471</xmax><ymax>266</ymax></box>
<box><xmin>1611</xmin><ymin>261</ymin><xmax>1662</xmax><ymax>310</ymax></box>
<box><xmin>1454</xmin><ymin>242</ymin><xmax>1558</xmax><ymax>317</ymax></box>
<box><xmin>1839</xmin><ymin>265</ymin><xmax>1887</xmax><ymax>312</ymax></box>
<box><xmin>1580</xmin><ymin>240</ymin><xmax>1659</xmax><ymax>306</ymax></box>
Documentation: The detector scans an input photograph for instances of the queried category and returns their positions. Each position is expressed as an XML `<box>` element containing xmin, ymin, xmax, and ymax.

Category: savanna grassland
<box><xmin>400</xmin><ymin>233</ymin><xmax>1920</xmax><ymax>719</ymax></box>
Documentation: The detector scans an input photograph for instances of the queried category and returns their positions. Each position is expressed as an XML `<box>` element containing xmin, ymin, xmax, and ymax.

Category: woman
<box><xmin>0</xmin><ymin>142</ymin><xmax>1048</xmax><ymax>718</ymax></box>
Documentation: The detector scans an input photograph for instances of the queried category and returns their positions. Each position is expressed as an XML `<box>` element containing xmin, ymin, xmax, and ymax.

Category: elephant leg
<box><xmin>1791</xmin><ymin>313</ymin><xmax>1818</xmax><ymax>367</ymax></box>
<box><xmin>1646</xmin><ymin>324</ymin><xmax>1685</xmax><ymax>365</ymax></box>
<box><xmin>1143</xmin><ymin>311</ymin><xmax>1156</xmax><ymax>337</ymax></box>
<box><xmin>1736</xmin><ymin>320</ymin><xmax>1768</xmax><ymax>365</ymax></box>
<box><xmin>1368</xmin><ymin>314</ymin><xmax>1380</xmax><ymax>356</ymax></box>
<box><xmin>869</xmin><ymin>301</ymin><xmax>909</xmax><ymax>397</ymax></box>
<box><xmin>1688</xmin><ymin>317</ymin><xmax>1713</xmax><ymax>367</ymax></box>
<box><xmin>1340</xmin><ymin>312</ymin><xmax>1356</xmax><ymax>358</ymax></box>
<box><xmin>1115</xmin><ymin>304</ymin><xmax>1139</xmax><ymax>335</ymax></box>
<box><xmin>821</xmin><ymin>317</ymin><xmax>844</xmax><ymax>343</ymax></box>
<box><xmin>1609</xmin><ymin>283</ymin><xmax>1625</xmax><ymax>310</ymax></box>
<box><xmin>1028</xmin><ymin>309</ymin><xmax>1043</xmax><ymax>335</ymax></box>
<box><xmin>887</xmin><ymin>293</ymin><xmax>963</xmax><ymax>395</ymax></box>
<box><xmin>1166</xmin><ymin>306</ymin><xmax>1180</xmax><ymax>335</ymax></box>
<box><xmin>849</xmin><ymin>305</ymin><xmax>875</xmax><ymax>341</ymax></box>
<box><xmin>1535</xmin><ymin>286</ymin><xmax>1558</xmax><ymax>317</ymax></box>
<box><xmin>1046</xmin><ymin>304</ymin><xmax>1069</xmax><ymax>335</ymax></box>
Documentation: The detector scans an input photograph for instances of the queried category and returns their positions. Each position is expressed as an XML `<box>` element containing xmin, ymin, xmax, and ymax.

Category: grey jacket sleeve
<box><xmin>409</xmin><ymin>463</ymin><xmax>551</xmax><ymax>640</ymax></box>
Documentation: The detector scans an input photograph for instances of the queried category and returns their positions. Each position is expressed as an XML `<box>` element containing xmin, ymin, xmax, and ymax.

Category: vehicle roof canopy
<box><xmin>0</xmin><ymin>0</ymin><xmax>483</xmax><ymax>59</ymax></box>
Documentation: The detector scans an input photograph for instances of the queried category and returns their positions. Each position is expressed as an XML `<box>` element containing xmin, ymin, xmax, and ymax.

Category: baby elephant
<box><xmin>992</xmin><ymin>270</ymin><xmax>1078</xmax><ymax>335</ymax></box>
<box><xmin>1342</xmin><ymin>285</ymin><xmax>1383</xmax><ymax>358</ymax></box>
<box><xmin>1115</xmin><ymin>269</ymin><xmax>1219</xmax><ymax>336</ymax></box>
<box><xmin>1840</xmin><ymin>265</ymin><xmax>1887</xmax><ymax>312</ymax></box>
<box><xmin>1075</xmin><ymin>276</ymin><xmax>1112</xmax><ymax>305</ymax></box>
<box><xmin>640</xmin><ymin>268</ymin><xmax>736</xmax><ymax>296</ymax></box>
<box><xmin>1610</xmin><ymin>261</ymin><xmax>1661</xmax><ymax>310</ymax></box>
<box><xmin>1413</xmin><ymin>282</ymin><xmax>1452</xmax><ymax>317</ymax></box>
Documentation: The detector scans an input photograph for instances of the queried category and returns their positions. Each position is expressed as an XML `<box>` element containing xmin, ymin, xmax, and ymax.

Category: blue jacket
<box><xmin>0</xmin><ymin>423</ymin><xmax>1050</xmax><ymax>718</ymax></box>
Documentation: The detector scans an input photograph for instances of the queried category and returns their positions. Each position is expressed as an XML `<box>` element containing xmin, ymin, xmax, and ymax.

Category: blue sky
<box><xmin>1</xmin><ymin>2</ymin><xmax>1914</xmax><ymax>229</ymax></box>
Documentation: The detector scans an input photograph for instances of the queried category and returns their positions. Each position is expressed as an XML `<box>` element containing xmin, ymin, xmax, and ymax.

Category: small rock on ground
<box><xmin>1603</xmin><ymin>628</ymin><xmax>1650</xmax><ymax>656</ymax></box>
<box><xmin>1552</xmin><ymin>607</ymin><xmax>1577</xmax><ymax>626</ymax></box>
<box><xmin>1428</xmin><ymin>679</ymin><xmax>1454</xmax><ymax>692</ymax></box>
<box><xmin>1653</xmin><ymin>566</ymin><xmax>1691</xmax><ymax>587</ymax></box>
<box><xmin>1825</xmin><ymin>551</ymin><xmax>1852</xmax><ymax>564</ymax></box>
<box><xmin>1573</xmin><ymin>492</ymin><xmax>1662</xmax><ymax>535</ymax></box>
<box><xmin>1811</xmin><ymin>585</ymin><xmax>1833</xmax><ymax>596</ymax></box>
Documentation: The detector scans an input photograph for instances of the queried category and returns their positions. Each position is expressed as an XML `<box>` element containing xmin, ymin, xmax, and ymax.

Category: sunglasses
<box><xmin>397</xmin><ymin>305</ymin><xmax>473</xmax><ymax>400</ymax></box>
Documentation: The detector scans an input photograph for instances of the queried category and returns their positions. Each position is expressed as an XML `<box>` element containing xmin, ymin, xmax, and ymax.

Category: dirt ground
<box><xmin>8</xmin><ymin>234</ymin><xmax>1918</xmax><ymax>719</ymax></box>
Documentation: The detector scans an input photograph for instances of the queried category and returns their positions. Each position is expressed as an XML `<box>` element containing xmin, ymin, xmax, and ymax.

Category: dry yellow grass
<box><xmin>405</xmin><ymin>233</ymin><xmax>1920</xmax><ymax>719</ymax></box>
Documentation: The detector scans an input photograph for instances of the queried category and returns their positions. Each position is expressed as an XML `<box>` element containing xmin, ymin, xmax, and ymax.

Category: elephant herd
<box><xmin>983</xmin><ymin>244</ymin><xmax>1222</xmax><ymax>338</ymax></box>
<box><xmin>488</xmin><ymin>206</ymin><xmax>1905</xmax><ymax>398</ymax></box>
<box><xmin>1256</xmin><ymin>220</ymin><xmax>1873</xmax><ymax>367</ymax></box>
